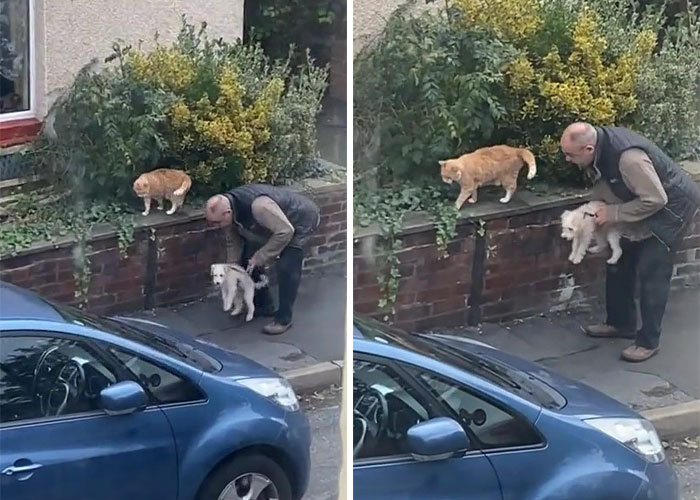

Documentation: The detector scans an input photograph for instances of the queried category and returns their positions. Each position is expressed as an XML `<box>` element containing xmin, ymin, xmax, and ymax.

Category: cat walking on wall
<box><xmin>133</xmin><ymin>168</ymin><xmax>192</xmax><ymax>216</ymax></box>
<box><xmin>439</xmin><ymin>145</ymin><xmax>537</xmax><ymax>209</ymax></box>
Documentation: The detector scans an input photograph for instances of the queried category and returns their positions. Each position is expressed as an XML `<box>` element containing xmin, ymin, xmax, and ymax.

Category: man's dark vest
<box><xmin>594</xmin><ymin>126</ymin><xmax>700</xmax><ymax>248</ymax></box>
<box><xmin>224</xmin><ymin>184</ymin><xmax>320</xmax><ymax>248</ymax></box>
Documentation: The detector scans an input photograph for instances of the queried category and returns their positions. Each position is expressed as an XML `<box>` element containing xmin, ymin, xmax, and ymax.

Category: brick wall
<box><xmin>354</xmin><ymin>201</ymin><xmax>700</xmax><ymax>332</ymax></box>
<box><xmin>0</xmin><ymin>183</ymin><xmax>346</xmax><ymax>314</ymax></box>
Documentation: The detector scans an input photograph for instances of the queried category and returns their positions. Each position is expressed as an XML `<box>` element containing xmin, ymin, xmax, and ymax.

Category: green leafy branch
<box><xmin>0</xmin><ymin>195</ymin><xmax>136</xmax><ymax>304</ymax></box>
<box><xmin>355</xmin><ymin>184</ymin><xmax>460</xmax><ymax>311</ymax></box>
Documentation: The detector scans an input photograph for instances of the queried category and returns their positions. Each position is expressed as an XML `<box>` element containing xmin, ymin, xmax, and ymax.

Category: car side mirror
<box><xmin>407</xmin><ymin>417</ymin><xmax>470</xmax><ymax>461</ymax></box>
<box><xmin>100</xmin><ymin>381</ymin><xmax>148</xmax><ymax>416</ymax></box>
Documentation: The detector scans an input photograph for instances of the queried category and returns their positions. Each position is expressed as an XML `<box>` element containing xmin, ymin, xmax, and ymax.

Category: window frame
<box><xmin>100</xmin><ymin>341</ymin><xmax>208</xmax><ymax>409</ymax></box>
<box><xmin>0</xmin><ymin>329</ymin><xmax>207</xmax><ymax>429</ymax></box>
<box><xmin>0</xmin><ymin>0</ymin><xmax>36</xmax><ymax>122</ymax></box>
<box><xmin>352</xmin><ymin>352</ymin><xmax>547</xmax><ymax>465</ymax></box>
<box><xmin>0</xmin><ymin>330</ymin><xmax>133</xmax><ymax>428</ymax></box>
<box><xmin>402</xmin><ymin>363</ymin><xmax>547</xmax><ymax>454</ymax></box>
<box><xmin>353</xmin><ymin>353</ymin><xmax>480</xmax><ymax>466</ymax></box>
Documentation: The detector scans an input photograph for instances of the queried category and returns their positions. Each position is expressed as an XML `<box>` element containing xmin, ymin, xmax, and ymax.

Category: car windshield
<box><xmin>354</xmin><ymin>316</ymin><xmax>565</xmax><ymax>409</ymax></box>
<box><xmin>51</xmin><ymin>303</ymin><xmax>222</xmax><ymax>373</ymax></box>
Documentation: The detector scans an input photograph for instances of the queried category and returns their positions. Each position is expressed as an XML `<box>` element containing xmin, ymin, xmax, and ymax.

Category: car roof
<box><xmin>0</xmin><ymin>281</ymin><xmax>65</xmax><ymax>322</ymax></box>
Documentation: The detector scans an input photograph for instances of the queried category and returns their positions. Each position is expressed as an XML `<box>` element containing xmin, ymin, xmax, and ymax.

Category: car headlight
<box><xmin>585</xmin><ymin>417</ymin><xmax>665</xmax><ymax>463</ymax></box>
<box><xmin>238</xmin><ymin>377</ymin><xmax>300</xmax><ymax>411</ymax></box>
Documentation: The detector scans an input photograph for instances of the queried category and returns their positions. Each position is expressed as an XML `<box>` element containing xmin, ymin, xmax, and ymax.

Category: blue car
<box><xmin>0</xmin><ymin>281</ymin><xmax>311</xmax><ymax>500</ymax></box>
<box><xmin>352</xmin><ymin>316</ymin><xmax>678</xmax><ymax>500</ymax></box>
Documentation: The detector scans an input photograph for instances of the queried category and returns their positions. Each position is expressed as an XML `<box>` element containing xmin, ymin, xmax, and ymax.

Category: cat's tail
<box><xmin>173</xmin><ymin>175</ymin><xmax>192</xmax><ymax>196</ymax></box>
<box><xmin>520</xmin><ymin>149</ymin><xmax>537</xmax><ymax>180</ymax></box>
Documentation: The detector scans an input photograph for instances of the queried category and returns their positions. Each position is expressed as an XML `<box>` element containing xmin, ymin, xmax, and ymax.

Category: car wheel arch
<box><xmin>193</xmin><ymin>444</ymin><xmax>300</xmax><ymax>500</ymax></box>
<box><xmin>523</xmin><ymin>469</ymin><xmax>645</xmax><ymax>500</ymax></box>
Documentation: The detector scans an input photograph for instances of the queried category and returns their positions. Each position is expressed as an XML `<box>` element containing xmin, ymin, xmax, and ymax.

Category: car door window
<box><xmin>0</xmin><ymin>336</ymin><xmax>118</xmax><ymax>424</ymax></box>
<box><xmin>353</xmin><ymin>358</ymin><xmax>439</xmax><ymax>460</ymax></box>
<box><xmin>107</xmin><ymin>346</ymin><xmax>204</xmax><ymax>405</ymax></box>
<box><xmin>412</xmin><ymin>369</ymin><xmax>542</xmax><ymax>450</ymax></box>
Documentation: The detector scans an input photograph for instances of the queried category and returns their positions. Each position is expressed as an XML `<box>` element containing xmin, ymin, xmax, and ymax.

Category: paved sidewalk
<box><xmin>127</xmin><ymin>270</ymin><xmax>346</xmax><ymax>375</ymax></box>
<box><xmin>429</xmin><ymin>288</ymin><xmax>700</xmax><ymax>412</ymax></box>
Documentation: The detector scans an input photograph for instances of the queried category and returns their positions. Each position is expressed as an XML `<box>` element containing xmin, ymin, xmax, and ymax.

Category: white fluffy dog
<box><xmin>560</xmin><ymin>201</ymin><xmax>625</xmax><ymax>265</ymax></box>
<box><xmin>210</xmin><ymin>263</ymin><xmax>269</xmax><ymax>322</ymax></box>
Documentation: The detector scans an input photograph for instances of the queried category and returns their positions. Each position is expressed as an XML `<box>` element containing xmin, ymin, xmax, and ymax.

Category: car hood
<box><xmin>421</xmin><ymin>333</ymin><xmax>640</xmax><ymax>420</ymax></box>
<box><xmin>112</xmin><ymin>316</ymin><xmax>276</xmax><ymax>380</ymax></box>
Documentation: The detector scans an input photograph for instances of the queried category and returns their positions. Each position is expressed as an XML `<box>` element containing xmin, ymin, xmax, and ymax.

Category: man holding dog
<box><xmin>560</xmin><ymin>122</ymin><xmax>700</xmax><ymax>362</ymax></box>
<box><xmin>205</xmin><ymin>183</ymin><xmax>320</xmax><ymax>335</ymax></box>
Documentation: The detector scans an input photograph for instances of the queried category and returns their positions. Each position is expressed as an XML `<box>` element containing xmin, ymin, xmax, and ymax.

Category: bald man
<box><xmin>560</xmin><ymin>122</ymin><xmax>700</xmax><ymax>362</ymax></box>
<box><xmin>206</xmin><ymin>184</ymin><xmax>320</xmax><ymax>335</ymax></box>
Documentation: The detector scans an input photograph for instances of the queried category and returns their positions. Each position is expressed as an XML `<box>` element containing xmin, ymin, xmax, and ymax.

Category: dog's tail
<box><xmin>254</xmin><ymin>274</ymin><xmax>269</xmax><ymax>289</ymax></box>
<box><xmin>173</xmin><ymin>175</ymin><xmax>192</xmax><ymax>196</ymax></box>
<box><xmin>520</xmin><ymin>149</ymin><xmax>537</xmax><ymax>180</ymax></box>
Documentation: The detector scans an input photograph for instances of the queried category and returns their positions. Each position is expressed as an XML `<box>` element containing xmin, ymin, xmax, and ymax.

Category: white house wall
<box><xmin>34</xmin><ymin>0</ymin><xmax>244</xmax><ymax>118</ymax></box>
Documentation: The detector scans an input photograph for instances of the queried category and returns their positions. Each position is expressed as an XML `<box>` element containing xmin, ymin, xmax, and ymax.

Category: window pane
<box><xmin>0</xmin><ymin>336</ymin><xmax>119</xmax><ymax>424</ymax></box>
<box><xmin>353</xmin><ymin>358</ymin><xmax>434</xmax><ymax>459</ymax></box>
<box><xmin>415</xmin><ymin>370</ymin><xmax>541</xmax><ymax>450</ymax></box>
<box><xmin>108</xmin><ymin>346</ymin><xmax>203</xmax><ymax>404</ymax></box>
<box><xmin>0</xmin><ymin>0</ymin><xmax>30</xmax><ymax>114</ymax></box>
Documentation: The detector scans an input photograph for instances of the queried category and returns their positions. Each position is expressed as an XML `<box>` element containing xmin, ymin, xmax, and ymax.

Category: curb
<box><xmin>642</xmin><ymin>400</ymin><xmax>700</xmax><ymax>440</ymax></box>
<box><xmin>282</xmin><ymin>360</ymin><xmax>344</xmax><ymax>394</ymax></box>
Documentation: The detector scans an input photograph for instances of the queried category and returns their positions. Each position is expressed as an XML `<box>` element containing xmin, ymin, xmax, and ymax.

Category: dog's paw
<box><xmin>468</xmin><ymin>198</ymin><xmax>477</xmax><ymax>204</ymax></box>
<box><xmin>499</xmin><ymin>197</ymin><xmax>509</xmax><ymax>203</ymax></box>
<box><xmin>607</xmin><ymin>256</ymin><xmax>621</xmax><ymax>265</ymax></box>
<box><xmin>142</xmin><ymin>211</ymin><xmax>149</xmax><ymax>216</ymax></box>
<box><xmin>245</xmin><ymin>313</ymin><xmax>254</xmax><ymax>322</ymax></box>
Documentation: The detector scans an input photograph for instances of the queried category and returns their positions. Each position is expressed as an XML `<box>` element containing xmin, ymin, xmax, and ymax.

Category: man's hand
<box><xmin>594</xmin><ymin>204</ymin><xmax>610</xmax><ymax>226</ymax></box>
<box><xmin>246</xmin><ymin>254</ymin><xmax>262</xmax><ymax>273</ymax></box>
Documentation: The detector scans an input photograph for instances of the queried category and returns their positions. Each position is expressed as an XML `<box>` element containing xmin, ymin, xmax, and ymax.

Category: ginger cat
<box><xmin>439</xmin><ymin>145</ymin><xmax>537</xmax><ymax>209</ymax></box>
<box><xmin>132</xmin><ymin>168</ymin><xmax>192</xmax><ymax>216</ymax></box>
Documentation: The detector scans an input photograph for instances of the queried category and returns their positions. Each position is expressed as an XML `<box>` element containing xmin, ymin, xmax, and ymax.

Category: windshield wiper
<box><xmin>474</xmin><ymin>360</ymin><xmax>521</xmax><ymax>390</ymax></box>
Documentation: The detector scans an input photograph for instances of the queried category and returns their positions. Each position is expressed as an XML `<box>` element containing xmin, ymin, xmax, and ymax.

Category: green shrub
<box><xmin>354</xmin><ymin>0</ymin><xmax>700</xmax><ymax>190</ymax></box>
<box><xmin>353</xmin><ymin>8</ymin><xmax>516</xmax><ymax>186</ymax></box>
<box><xmin>35</xmin><ymin>18</ymin><xmax>328</xmax><ymax>202</ymax></box>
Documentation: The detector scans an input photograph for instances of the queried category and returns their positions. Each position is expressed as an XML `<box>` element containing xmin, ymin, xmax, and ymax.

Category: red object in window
<box><xmin>0</xmin><ymin>118</ymin><xmax>42</xmax><ymax>147</ymax></box>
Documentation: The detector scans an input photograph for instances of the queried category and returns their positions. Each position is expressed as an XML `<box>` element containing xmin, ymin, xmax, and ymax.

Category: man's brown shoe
<box><xmin>621</xmin><ymin>344</ymin><xmax>659</xmax><ymax>362</ymax></box>
<box><xmin>262</xmin><ymin>321</ymin><xmax>292</xmax><ymax>335</ymax></box>
<box><xmin>582</xmin><ymin>323</ymin><xmax>636</xmax><ymax>339</ymax></box>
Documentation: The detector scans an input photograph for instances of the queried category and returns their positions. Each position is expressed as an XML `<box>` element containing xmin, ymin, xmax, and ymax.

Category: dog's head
<box><xmin>210</xmin><ymin>263</ymin><xmax>227</xmax><ymax>287</ymax></box>
<box><xmin>560</xmin><ymin>209</ymin><xmax>582</xmax><ymax>240</ymax></box>
<box><xmin>438</xmin><ymin>159</ymin><xmax>462</xmax><ymax>185</ymax></box>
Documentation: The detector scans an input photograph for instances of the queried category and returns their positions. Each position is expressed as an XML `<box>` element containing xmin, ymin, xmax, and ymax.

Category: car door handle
<box><xmin>2</xmin><ymin>463</ymin><xmax>43</xmax><ymax>476</ymax></box>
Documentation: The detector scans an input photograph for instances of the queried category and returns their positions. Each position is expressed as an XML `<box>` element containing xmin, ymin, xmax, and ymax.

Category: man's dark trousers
<box><xmin>241</xmin><ymin>243</ymin><xmax>304</xmax><ymax>326</ymax></box>
<box><xmin>605</xmin><ymin>237</ymin><xmax>674</xmax><ymax>349</ymax></box>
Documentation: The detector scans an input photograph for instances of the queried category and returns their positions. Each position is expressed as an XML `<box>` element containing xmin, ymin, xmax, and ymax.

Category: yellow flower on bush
<box><xmin>169</xmin><ymin>99</ymin><xmax>191</xmax><ymax>129</ymax></box>
<box><xmin>158</xmin><ymin>60</ymin><xmax>285</xmax><ymax>184</ymax></box>
<box><xmin>453</xmin><ymin>0</ymin><xmax>542</xmax><ymax>44</ymax></box>
<box><xmin>537</xmin><ymin>135</ymin><xmax>559</xmax><ymax>164</ymax></box>
<box><xmin>503</xmin><ymin>7</ymin><xmax>656</xmax><ymax>128</ymax></box>
<box><xmin>506</xmin><ymin>55</ymin><xmax>536</xmax><ymax>92</ymax></box>
<box><xmin>128</xmin><ymin>48</ymin><xmax>195</xmax><ymax>92</ymax></box>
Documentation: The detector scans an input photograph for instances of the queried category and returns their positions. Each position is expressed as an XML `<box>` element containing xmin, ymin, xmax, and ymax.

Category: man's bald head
<box><xmin>560</xmin><ymin>121</ymin><xmax>597</xmax><ymax>168</ymax></box>
<box><xmin>206</xmin><ymin>194</ymin><xmax>233</xmax><ymax>226</ymax></box>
